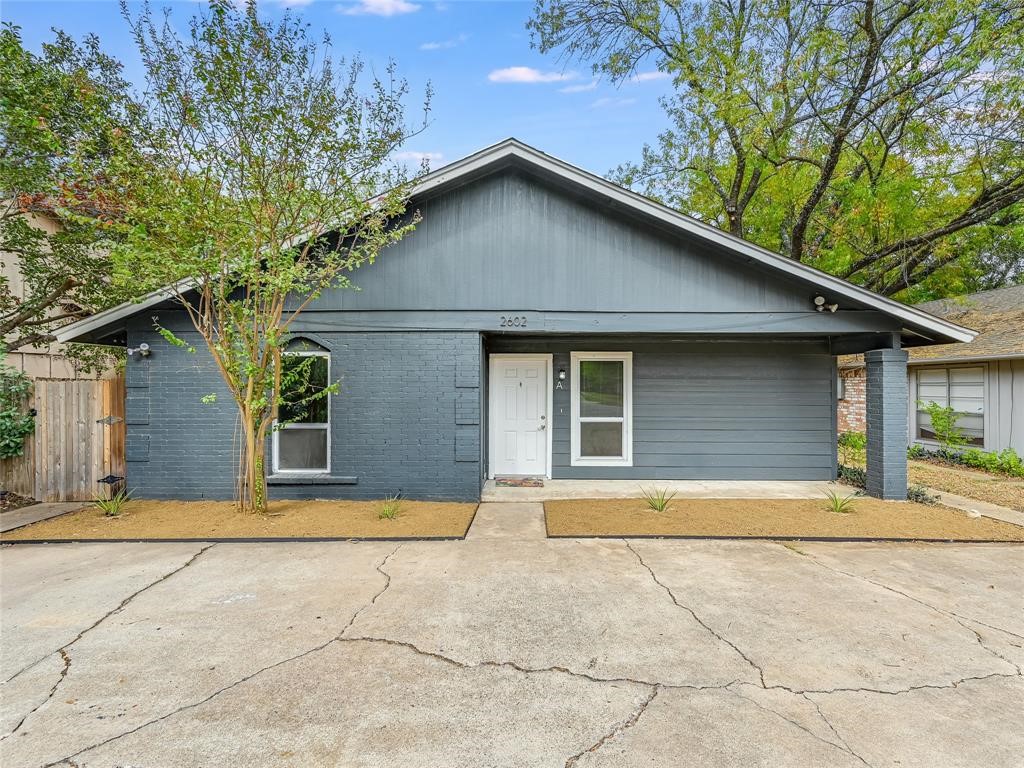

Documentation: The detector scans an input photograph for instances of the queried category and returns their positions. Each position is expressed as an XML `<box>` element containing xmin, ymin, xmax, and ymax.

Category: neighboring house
<box><xmin>0</xmin><ymin>211</ymin><xmax>101</xmax><ymax>379</ymax></box>
<box><xmin>1</xmin><ymin>210</ymin><xmax>125</xmax><ymax>501</ymax></box>
<box><xmin>839</xmin><ymin>284</ymin><xmax>1024</xmax><ymax>454</ymax></box>
<box><xmin>56</xmin><ymin>139</ymin><xmax>974</xmax><ymax>501</ymax></box>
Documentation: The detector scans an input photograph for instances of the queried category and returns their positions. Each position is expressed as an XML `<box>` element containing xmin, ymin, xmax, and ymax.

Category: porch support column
<box><xmin>865</xmin><ymin>348</ymin><xmax>909</xmax><ymax>499</ymax></box>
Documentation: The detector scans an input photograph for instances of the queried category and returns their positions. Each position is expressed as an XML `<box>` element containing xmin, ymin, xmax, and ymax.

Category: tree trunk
<box><xmin>236</xmin><ymin>405</ymin><xmax>269</xmax><ymax>513</ymax></box>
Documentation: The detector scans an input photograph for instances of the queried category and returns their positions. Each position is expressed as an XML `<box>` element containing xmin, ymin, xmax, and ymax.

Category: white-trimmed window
<box><xmin>916</xmin><ymin>365</ymin><xmax>985</xmax><ymax>447</ymax></box>
<box><xmin>273</xmin><ymin>350</ymin><xmax>330</xmax><ymax>473</ymax></box>
<box><xmin>570</xmin><ymin>351</ymin><xmax>633</xmax><ymax>466</ymax></box>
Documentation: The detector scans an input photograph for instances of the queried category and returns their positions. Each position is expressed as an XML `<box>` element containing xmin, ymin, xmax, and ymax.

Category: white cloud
<box><xmin>488</xmin><ymin>66</ymin><xmax>576</xmax><ymax>84</ymax></box>
<box><xmin>337</xmin><ymin>0</ymin><xmax>421</xmax><ymax>16</ymax></box>
<box><xmin>629</xmin><ymin>70</ymin><xmax>670</xmax><ymax>83</ymax></box>
<box><xmin>591</xmin><ymin>97</ymin><xmax>637</xmax><ymax>109</ymax></box>
<box><xmin>279</xmin><ymin>0</ymin><xmax>315</xmax><ymax>7</ymax></box>
<box><xmin>394</xmin><ymin>150</ymin><xmax>443</xmax><ymax>165</ymax></box>
<box><xmin>559</xmin><ymin>79</ymin><xmax>598</xmax><ymax>93</ymax></box>
<box><xmin>420</xmin><ymin>33</ymin><xmax>468</xmax><ymax>51</ymax></box>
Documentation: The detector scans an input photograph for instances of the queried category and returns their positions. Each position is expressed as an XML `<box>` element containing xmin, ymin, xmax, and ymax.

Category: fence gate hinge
<box><xmin>97</xmin><ymin>415</ymin><xmax>125</xmax><ymax>425</ymax></box>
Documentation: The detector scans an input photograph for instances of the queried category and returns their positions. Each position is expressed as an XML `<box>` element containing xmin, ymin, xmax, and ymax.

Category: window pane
<box><xmin>579</xmin><ymin>360</ymin><xmax>623</xmax><ymax>417</ymax></box>
<box><xmin>277</xmin><ymin>428</ymin><xmax>327</xmax><ymax>471</ymax></box>
<box><xmin>280</xmin><ymin>355</ymin><xmax>329</xmax><ymax>423</ymax></box>
<box><xmin>917</xmin><ymin>410</ymin><xmax>984</xmax><ymax>445</ymax></box>
<box><xmin>580</xmin><ymin>421</ymin><xmax>623</xmax><ymax>458</ymax></box>
<box><xmin>958</xmin><ymin>413</ymin><xmax>985</xmax><ymax>444</ymax></box>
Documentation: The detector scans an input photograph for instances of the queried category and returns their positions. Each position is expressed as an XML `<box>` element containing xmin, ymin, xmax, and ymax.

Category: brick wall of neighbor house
<box><xmin>838</xmin><ymin>367</ymin><xmax>866</xmax><ymax>433</ymax></box>
<box><xmin>124</xmin><ymin>311</ymin><xmax>482</xmax><ymax>501</ymax></box>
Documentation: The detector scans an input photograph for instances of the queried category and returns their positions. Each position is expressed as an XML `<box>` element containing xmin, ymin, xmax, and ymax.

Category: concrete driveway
<box><xmin>1</xmin><ymin>511</ymin><xmax>1022</xmax><ymax>767</ymax></box>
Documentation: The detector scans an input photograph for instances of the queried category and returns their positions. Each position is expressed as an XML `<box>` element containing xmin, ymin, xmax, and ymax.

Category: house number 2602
<box><xmin>500</xmin><ymin>315</ymin><xmax>528</xmax><ymax>327</ymax></box>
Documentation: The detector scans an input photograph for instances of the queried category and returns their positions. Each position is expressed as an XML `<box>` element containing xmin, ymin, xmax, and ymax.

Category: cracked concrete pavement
<box><xmin>1</xmin><ymin>535</ymin><xmax>1021</xmax><ymax>767</ymax></box>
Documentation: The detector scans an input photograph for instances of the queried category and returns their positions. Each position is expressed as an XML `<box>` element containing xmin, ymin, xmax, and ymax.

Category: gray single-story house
<box><xmin>58</xmin><ymin>139</ymin><xmax>975</xmax><ymax>501</ymax></box>
<box><xmin>839</xmin><ymin>284</ymin><xmax>1023</xmax><ymax>453</ymax></box>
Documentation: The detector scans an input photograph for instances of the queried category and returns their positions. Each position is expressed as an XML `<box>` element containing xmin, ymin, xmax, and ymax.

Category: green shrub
<box><xmin>960</xmin><ymin>447</ymin><xmax>1024</xmax><ymax>477</ymax></box>
<box><xmin>907</xmin><ymin>484</ymin><xmax>939</xmax><ymax>505</ymax></box>
<box><xmin>0</xmin><ymin>363</ymin><xmax>35</xmax><ymax>459</ymax></box>
<box><xmin>837</xmin><ymin>464</ymin><xmax>866</xmax><ymax>489</ymax></box>
<box><xmin>378</xmin><ymin>492</ymin><xmax>402</xmax><ymax>520</ymax></box>
<box><xmin>824</xmin><ymin>489</ymin><xmax>858</xmax><ymax>514</ymax></box>
<box><xmin>640</xmin><ymin>487</ymin><xmax>677</xmax><ymax>512</ymax></box>
<box><xmin>94</xmin><ymin>488</ymin><xmax>132</xmax><ymax>517</ymax></box>
<box><xmin>917</xmin><ymin>400</ymin><xmax>967</xmax><ymax>452</ymax></box>
<box><xmin>837</xmin><ymin>431</ymin><xmax>866</xmax><ymax>465</ymax></box>
<box><xmin>907</xmin><ymin>444</ymin><xmax>927</xmax><ymax>459</ymax></box>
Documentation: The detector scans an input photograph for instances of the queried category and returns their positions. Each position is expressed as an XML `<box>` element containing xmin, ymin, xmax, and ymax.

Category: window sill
<box><xmin>267</xmin><ymin>474</ymin><xmax>357</xmax><ymax>486</ymax></box>
<box><xmin>570</xmin><ymin>458</ymin><xmax>633</xmax><ymax>468</ymax></box>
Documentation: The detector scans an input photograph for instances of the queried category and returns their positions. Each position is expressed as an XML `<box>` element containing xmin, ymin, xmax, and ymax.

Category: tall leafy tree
<box><xmin>529</xmin><ymin>0</ymin><xmax>1024</xmax><ymax>299</ymax></box>
<box><xmin>114</xmin><ymin>0</ymin><xmax>429</xmax><ymax>512</ymax></box>
<box><xmin>0</xmin><ymin>23</ymin><xmax>137</xmax><ymax>363</ymax></box>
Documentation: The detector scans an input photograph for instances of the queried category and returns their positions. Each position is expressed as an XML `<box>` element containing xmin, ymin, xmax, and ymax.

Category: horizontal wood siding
<box><xmin>488</xmin><ymin>337</ymin><xmax>836</xmax><ymax>481</ymax></box>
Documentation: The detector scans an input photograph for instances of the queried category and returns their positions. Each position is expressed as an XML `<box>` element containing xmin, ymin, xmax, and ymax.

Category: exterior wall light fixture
<box><xmin>813</xmin><ymin>296</ymin><xmax>839</xmax><ymax>313</ymax></box>
<box><xmin>127</xmin><ymin>342</ymin><xmax>151</xmax><ymax>357</ymax></box>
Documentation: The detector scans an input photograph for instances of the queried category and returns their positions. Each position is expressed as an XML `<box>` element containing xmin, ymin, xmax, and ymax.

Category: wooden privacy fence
<box><xmin>0</xmin><ymin>376</ymin><xmax>126</xmax><ymax>502</ymax></box>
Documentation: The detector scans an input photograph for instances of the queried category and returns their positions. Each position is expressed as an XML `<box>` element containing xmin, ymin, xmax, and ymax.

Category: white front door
<box><xmin>490</xmin><ymin>356</ymin><xmax>550</xmax><ymax>477</ymax></box>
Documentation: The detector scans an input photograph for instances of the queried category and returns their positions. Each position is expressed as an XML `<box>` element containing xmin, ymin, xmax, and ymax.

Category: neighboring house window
<box><xmin>837</xmin><ymin>375</ymin><xmax>846</xmax><ymax>400</ymax></box>
<box><xmin>916</xmin><ymin>366</ymin><xmax>985</xmax><ymax>447</ymax></box>
<box><xmin>570</xmin><ymin>351</ymin><xmax>633</xmax><ymax>466</ymax></box>
<box><xmin>274</xmin><ymin>350</ymin><xmax>330</xmax><ymax>472</ymax></box>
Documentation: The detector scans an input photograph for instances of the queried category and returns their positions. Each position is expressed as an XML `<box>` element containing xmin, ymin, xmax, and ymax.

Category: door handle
<box><xmin>538</xmin><ymin>423</ymin><xmax>547</xmax><ymax>430</ymax></box>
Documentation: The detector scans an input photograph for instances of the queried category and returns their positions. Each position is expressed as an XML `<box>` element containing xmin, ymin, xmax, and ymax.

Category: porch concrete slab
<box><xmin>628</xmin><ymin>539</ymin><xmax>1017</xmax><ymax>692</ymax></box>
<box><xmin>74</xmin><ymin>639</ymin><xmax>651</xmax><ymax>768</ymax></box>
<box><xmin>465</xmin><ymin>502</ymin><xmax>546</xmax><ymax>539</ymax></box>
<box><xmin>0</xmin><ymin>502</ymin><xmax>85</xmax><ymax>533</ymax></box>
<box><xmin>347</xmin><ymin>539</ymin><xmax>762</xmax><ymax>688</ymax></box>
<box><xmin>0</xmin><ymin>541</ymin><xmax>397</xmax><ymax>768</ymax></box>
<box><xmin>481</xmin><ymin>478</ymin><xmax>836</xmax><ymax>501</ymax></box>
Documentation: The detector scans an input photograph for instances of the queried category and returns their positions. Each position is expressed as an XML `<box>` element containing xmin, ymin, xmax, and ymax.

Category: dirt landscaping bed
<box><xmin>544</xmin><ymin>497</ymin><xmax>1024</xmax><ymax>541</ymax></box>
<box><xmin>909</xmin><ymin>461</ymin><xmax>1024</xmax><ymax>512</ymax></box>
<box><xmin>1</xmin><ymin>499</ymin><xmax>478</xmax><ymax>542</ymax></box>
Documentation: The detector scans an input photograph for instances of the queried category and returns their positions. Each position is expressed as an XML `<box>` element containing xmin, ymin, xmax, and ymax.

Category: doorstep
<box><xmin>481</xmin><ymin>479</ymin><xmax>835</xmax><ymax>502</ymax></box>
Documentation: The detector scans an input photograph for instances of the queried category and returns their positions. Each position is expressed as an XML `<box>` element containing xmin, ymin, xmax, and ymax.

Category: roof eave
<box><xmin>55</xmin><ymin>137</ymin><xmax>978</xmax><ymax>347</ymax></box>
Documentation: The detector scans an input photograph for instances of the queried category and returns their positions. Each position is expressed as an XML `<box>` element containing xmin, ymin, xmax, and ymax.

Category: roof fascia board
<box><xmin>54</xmin><ymin>277</ymin><xmax>195</xmax><ymax>343</ymax></box>
<box><xmin>909</xmin><ymin>353</ymin><xmax>1024</xmax><ymax>366</ymax></box>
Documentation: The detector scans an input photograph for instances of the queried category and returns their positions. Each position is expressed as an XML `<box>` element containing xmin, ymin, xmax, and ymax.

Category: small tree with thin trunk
<box><xmin>114</xmin><ymin>0</ymin><xmax>430</xmax><ymax>512</ymax></box>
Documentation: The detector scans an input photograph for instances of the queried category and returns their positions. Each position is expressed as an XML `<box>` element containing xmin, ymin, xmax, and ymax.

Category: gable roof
<box><xmin>56</xmin><ymin>138</ymin><xmax>976</xmax><ymax>346</ymax></box>
<box><xmin>904</xmin><ymin>285</ymin><xmax>1024</xmax><ymax>363</ymax></box>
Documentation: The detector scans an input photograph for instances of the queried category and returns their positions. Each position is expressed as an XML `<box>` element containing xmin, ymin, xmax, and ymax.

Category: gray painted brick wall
<box><xmin>865</xmin><ymin>348</ymin><xmax>909</xmax><ymax>499</ymax></box>
<box><xmin>125</xmin><ymin>312</ymin><xmax>482</xmax><ymax>501</ymax></box>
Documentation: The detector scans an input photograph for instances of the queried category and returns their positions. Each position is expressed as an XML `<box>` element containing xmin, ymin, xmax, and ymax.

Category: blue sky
<box><xmin>3</xmin><ymin>0</ymin><xmax>674</xmax><ymax>177</ymax></box>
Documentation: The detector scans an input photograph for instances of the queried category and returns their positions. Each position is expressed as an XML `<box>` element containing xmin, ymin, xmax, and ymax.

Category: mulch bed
<box><xmin>0</xmin><ymin>491</ymin><xmax>37</xmax><ymax>513</ymax></box>
<box><xmin>1</xmin><ymin>499</ymin><xmax>479</xmax><ymax>542</ymax></box>
<box><xmin>544</xmin><ymin>497</ymin><xmax>1024</xmax><ymax>542</ymax></box>
<box><xmin>909</xmin><ymin>461</ymin><xmax>1024</xmax><ymax>512</ymax></box>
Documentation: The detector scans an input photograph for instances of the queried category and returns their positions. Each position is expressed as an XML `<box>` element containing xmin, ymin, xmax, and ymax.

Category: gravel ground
<box><xmin>909</xmin><ymin>461</ymin><xmax>1024</xmax><ymax>512</ymax></box>
<box><xmin>544</xmin><ymin>497</ymin><xmax>1024</xmax><ymax>540</ymax></box>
